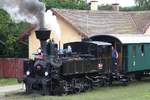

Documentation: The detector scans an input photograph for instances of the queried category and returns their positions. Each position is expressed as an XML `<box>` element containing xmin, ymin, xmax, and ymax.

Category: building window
<box><xmin>141</xmin><ymin>45</ymin><xmax>144</xmax><ymax>56</ymax></box>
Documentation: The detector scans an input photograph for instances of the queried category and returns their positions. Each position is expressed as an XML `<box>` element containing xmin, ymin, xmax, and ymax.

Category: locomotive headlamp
<box><xmin>37</xmin><ymin>48</ymin><xmax>42</xmax><ymax>53</ymax></box>
<box><xmin>26</xmin><ymin>71</ymin><xmax>30</xmax><ymax>76</ymax></box>
<box><xmin>44</xmin><ymin>71</ymin><xmax>49</xmax><ymax>76</ymax></box>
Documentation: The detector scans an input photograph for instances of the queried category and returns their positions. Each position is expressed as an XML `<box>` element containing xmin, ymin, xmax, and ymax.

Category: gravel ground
<box><xmin>0</xmin><ymin>84</ymin><xmax>25</xmax><ymax>93</ymax></box>
<box><xmin>0</xmin><ymin>84</ymin><xmax>25</xmax><ymax>99</ymax></box>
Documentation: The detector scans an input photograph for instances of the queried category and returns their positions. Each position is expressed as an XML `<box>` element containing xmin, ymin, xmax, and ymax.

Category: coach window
<box><xmin>132</xmin><ymin>46</ymin><xmax>136</xmax><ymax>58</ymax></box>
<box><xmin>141</xmin><ymin>45</ymin><xmax>144</xmax><ymax>56</ymax></box>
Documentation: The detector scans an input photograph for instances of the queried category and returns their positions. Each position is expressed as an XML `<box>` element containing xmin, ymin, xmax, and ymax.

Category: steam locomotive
<box><xmin>23</xmin><ymin>29</ymin><xmax>129</xmax><ymax>95</ymax></box>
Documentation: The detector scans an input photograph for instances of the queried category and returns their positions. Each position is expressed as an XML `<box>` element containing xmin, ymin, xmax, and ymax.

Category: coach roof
<box><xmin>88</xmin><ymin>41</ymin><xmax>111</xmax><ymax>46</ymax></box>
<box><xmin>90</xmin><ymin>34</ymin><xmax>150</xmax><ymax>44</ymax></box>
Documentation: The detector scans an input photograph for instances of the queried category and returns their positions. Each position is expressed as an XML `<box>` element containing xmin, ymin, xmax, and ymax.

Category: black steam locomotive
<box><xmin>23</xmin><ymin>29</ymin><xmax>128</xmax><ymax>95</ymax></box>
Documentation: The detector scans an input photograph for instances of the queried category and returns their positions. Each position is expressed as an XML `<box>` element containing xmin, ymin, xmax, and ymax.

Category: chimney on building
<box><xmin>89</xmin><ymin>0</ymin><xmax>98</xmax><ymax>11</ymax></box>
<box><xmin>112</xmin><ymin>3</ymin><xmax>119</xmax><ymax>11</ymax></box>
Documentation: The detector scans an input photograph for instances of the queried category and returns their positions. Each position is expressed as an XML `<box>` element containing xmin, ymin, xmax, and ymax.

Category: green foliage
<box><xmin>135</xmin><ymin>0</ymin><xmax>150</xmax><ymax>10</ymax></box>
<box><xmin>0</xmin><ymin>9</ymin><xmax>29</xmax><ymax>58</ymax></box>
<box><xmin>98</xmin><ymin>4</ymin><xmax>112</xmax><ymax>10</ymax></box>
<box><xmin>0</xmin><ymin>78</ymin><xmax>18</xmax><ymax>86</ymax></box>
<box><xmin>98</xmin><ymin>4</ymin><xmax>145</xmax><ymax>11</ymax></box>
<box><xmin>120</xmin><ymin>6</ymin><xmax>140</xmax><ymax>11</ymax></box>
<box><xmin>43</xmin><ymin>0</ymin><xmax>150</xmax><ymax>11</ymax></box>
<box><xmin>43</xmin><ymin>0</ymin><xmax>90</xmax><ymax>10</ymax></box>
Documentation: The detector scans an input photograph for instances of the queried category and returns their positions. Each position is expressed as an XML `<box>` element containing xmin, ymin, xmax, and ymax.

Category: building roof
<box><xmin>52</xmin><ymin>8</ymin><xmax>150</xmax><ymax>37</ymax></box>
<box><xmin>18</xmin><ymin>26</ymin><xmax>36</xmax><ymax>41</ymax></box>
<box><xmin>19</xmin><ymin>8</ymin><xmax>150</xmax><ymax>40</ymax></box>
<box><xmin>90</xmin><ymin>34</ymin><xmax>150</xmax><ymax>44</ymax></box>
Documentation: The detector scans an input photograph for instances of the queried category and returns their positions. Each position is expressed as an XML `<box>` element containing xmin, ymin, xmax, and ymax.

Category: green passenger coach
<box><xmin>90</xmin><ymin>34</ymin><xmax>150</xmax><ymax>75</ymax></box>
<box><xmin>124</xmin><ymin>43</ymin><xmax>150</xmax><ymax>72</ymax></box>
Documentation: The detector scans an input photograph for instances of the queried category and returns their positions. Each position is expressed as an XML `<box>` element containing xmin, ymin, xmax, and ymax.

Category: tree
<box><xmin>135</xmin><ymin>0</ymin><xmax>150</xmax><ymax>10</ymax></box>
<box><xmin>120</xmin><ymin>6</ymin><xmax>140</xmax><ymax>11</ymax></box>
<box><xmin>0</xmin><ymin>9</ymin><xmax>29</xmax><ymax>58</ymax></box>
<box><xmin>97</xmin><ymin>4</ymin><xmax>144</xmax><ymax>11</ymax></box>
<box><xmin>43</xmin><ymin>0</ymin><xmax>90</xmax><ymax>10</ymax></box>
<box><xmin>98</xmin><ymin>4</ymin><xmax>112</xmax><ymax>10</ymax></box>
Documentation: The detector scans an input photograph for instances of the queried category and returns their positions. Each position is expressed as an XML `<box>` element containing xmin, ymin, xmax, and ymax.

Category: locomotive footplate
<box><xmin>109</xmin><ymin>72</ymin><xmax>129</xmax><ymax>85</ymax></box>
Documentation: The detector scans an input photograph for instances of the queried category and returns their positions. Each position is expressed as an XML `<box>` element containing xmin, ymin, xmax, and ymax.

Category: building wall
<box><xmin>29</xmin><ymin>16</ymin><xmax>82</xmax><ymax>59</ymax></box>
<box><xmin>56</xmin><ymin>16</ymin><xmax>82</xmax><ymax>48</ymax></box>
<box><xmin>29</xmin><ymin>30</ymin><xmax>40</xmax><ymax>59</ymax></box>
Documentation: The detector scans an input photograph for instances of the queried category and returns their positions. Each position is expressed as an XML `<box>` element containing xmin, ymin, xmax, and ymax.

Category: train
<box><xmin>23</xmin><ymin>29</ymin><xmax>150</xmax><ymax>95</ymax></box>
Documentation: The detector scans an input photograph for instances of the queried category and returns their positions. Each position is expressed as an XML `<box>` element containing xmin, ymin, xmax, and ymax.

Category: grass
<box><xmin>0</xmin><ymin>78</ymin><xmax>18</xmax><ymax>86</ymax></box>
<box><xmin>2</xmin><ymin>79</ymin><xmax>150</xmax><ymax>100</ymax></box>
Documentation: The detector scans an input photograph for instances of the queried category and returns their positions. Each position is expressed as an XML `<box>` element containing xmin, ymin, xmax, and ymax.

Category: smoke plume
<box><xmin>0</xmin><ymin>0</ymin><xmax>46</xmax><ymax>28</ymax></box>
<box><xmin>44</xmin><ymin>10</ymin><xmax>61</xmax><ymax>40</ymax></box>
<box><xmin>0</xmin><ymin>0</ymin><xmax>61</xmax><ymax>38</ymax></box>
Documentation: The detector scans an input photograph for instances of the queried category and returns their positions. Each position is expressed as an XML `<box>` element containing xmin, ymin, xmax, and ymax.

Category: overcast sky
<box><xmin>87</xmin><ymin>0</ymin><xmax>136</xmax><ymax>7</ymax></box>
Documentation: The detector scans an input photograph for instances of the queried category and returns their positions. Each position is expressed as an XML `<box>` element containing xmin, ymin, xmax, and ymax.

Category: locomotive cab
<box><xmin>62</xmin><ymin>41</ymin><xmax>112</xmax><ymax>75</ymax></box>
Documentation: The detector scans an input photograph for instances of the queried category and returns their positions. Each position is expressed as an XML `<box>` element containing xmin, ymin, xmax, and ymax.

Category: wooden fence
<box><xmin>0</xmin><ymin>58</ymin><xmax>25</xmax><ymax>78</ymax></box>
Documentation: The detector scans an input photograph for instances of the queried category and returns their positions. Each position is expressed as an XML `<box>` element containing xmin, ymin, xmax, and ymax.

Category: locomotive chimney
<box><xmin>35</xmin><ymin>29</ymin><xmax>51</xmax><ymax>56</ymax></box>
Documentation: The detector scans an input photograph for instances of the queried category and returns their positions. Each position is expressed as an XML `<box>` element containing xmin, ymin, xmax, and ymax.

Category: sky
<box><xmin>87</xmin><ymin>0</ymin><xmax>136</xmax><ymax>7</ymax></box>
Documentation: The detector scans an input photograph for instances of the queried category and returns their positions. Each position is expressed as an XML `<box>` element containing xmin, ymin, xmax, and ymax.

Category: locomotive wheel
<box><xmin>73</xmin><ymin>87</ymin><xmax>82</xmax><ymax>93</ymax></box>
<box><xmin>41</xmin><ymin>84</ymin><xmax>50</xmax><ymax>95</ymax></box>
<box><xmin>71</xmin><ymin>78</ymin><xmax>87</xmax><ymax>94</ymax></box>
<box><xmin>99</xmin><ymin>78</ymin><xmax>105</xmax><ymax>87</ymax></box>
<box><xmin>25</xmin><ymin>83</ymin><xmax>32</xmax><ymax>94</ymax></box>
<box><xmin>82</xmin><ymin>78</ymin><xmax>93</xmax><ymax>90</ymax></box>
<box><xmin>52</xmin><ymin>80</ymin><xmax>65</xmax><ymax>95</ymax></box>
<box><xmin>52</xmin><ymin>84</ymin><xmax>65</xmax><ymax>95</ymax></box>
<box><xmin>105</xmin><ymin>75</ymin><xmax>112</xmax><ymax>86</ymax></box>
<box><xmin>82</xmin><ymin>79</ymin><xmax>89</xmax><ymax>92</ymax></box>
